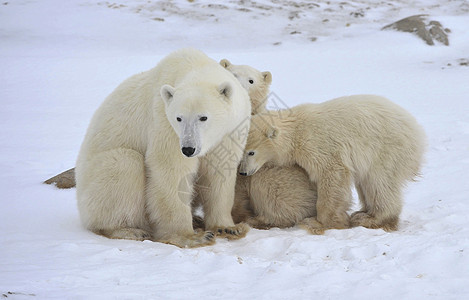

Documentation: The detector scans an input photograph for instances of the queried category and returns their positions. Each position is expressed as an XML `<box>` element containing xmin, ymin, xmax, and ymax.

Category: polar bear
<box><xmin>232</xmin><ymin>164</ymin><xmax>317</xmax><ymax>229</ymax></box>
<box><xmin>239</xmin><ymin>95</ymin><xmax>426</xmax><ymax>233</ymax></box>
<box><xmin>76</xmin><ymin>48</ymin><xmax>251</xmax><ymax>248</ymax></box>
<box><xmin>44</xmin><ymin>59</ymin><xmax>272</xmax><ymax>190</ymax></box>
<box><xmin>220</xmin><ymin>59</ymin><xmax>272</xmax><ymax>115</ymax></box>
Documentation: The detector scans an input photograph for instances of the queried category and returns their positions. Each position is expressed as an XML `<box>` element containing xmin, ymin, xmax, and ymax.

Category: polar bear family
<box><xmin>73</xmin><ymin>48</ymin><xmax>425</xmax><ymax>247</ymax></box>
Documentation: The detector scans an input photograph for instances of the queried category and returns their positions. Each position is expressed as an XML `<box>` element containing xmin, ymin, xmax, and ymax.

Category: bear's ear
<box><xmin>266</xmin><ymin>126</ymin><xmax>278</xmax><ymax>139</ymax></box>
<box><xmin>262</xmin><ymin>71</ymin><xmax>272</xmax><ymax>84</ymax></box>
<box><xmin>161</xmin><ymin>84</ymin><xmax>175</xmax><ymax>106</ymax></box>
<box><xmin>218</xmin><ymin>82</ymin><xmax>233</xmax><ymax>100</ymax></box>
<box><xmin>220</xmin><ymin>59</ymin><xmax>231</xmax><ymax>69</ymax></box>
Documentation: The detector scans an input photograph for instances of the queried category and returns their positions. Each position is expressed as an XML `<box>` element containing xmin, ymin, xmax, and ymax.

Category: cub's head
<box><xmin>239</xmin><ymin>115</ymin><xmax>279</xmax><ymax>176</ymax></box>
<box><xmin>220</xmin><ymin>59</ymin><xmax>272</xmax><ymax>115</ymax></box>
<box><xmin>161</xmin><ymin>82</ymin><xmax>235</xmax><ymax>158</ymax></box>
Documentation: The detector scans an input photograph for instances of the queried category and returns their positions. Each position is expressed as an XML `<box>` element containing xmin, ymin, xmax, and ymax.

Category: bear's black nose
<box><xmin>181</xmin><ymin>147</ymin><xmax>196</xmax><ymax>157</ymax></box>
<box><xmin>239</xmin><ymin>172</ymin><xmax>247</xmax><ymax>176</ymax></box>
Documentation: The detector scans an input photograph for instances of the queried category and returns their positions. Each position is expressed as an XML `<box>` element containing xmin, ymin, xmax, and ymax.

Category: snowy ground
<box><xmin>1</xmin><ymin>0</ymin><xmax>469</xmax><ymax>299</ymax></box>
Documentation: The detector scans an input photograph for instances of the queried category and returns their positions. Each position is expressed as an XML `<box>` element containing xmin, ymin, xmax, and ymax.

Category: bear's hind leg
<box><xmin>77</xmin><ymin>148</ymin><xmax>151</xmax><ymax>241</ymax></box>
<box><xmin>97</xmin><ymin>228</ymin><xmax>152</xmax><ymax>241</ymax></box>
<box><xmin>351</xmin><ymin>176</ymin><xmax>402</xmax><ymax>232</ymax></box>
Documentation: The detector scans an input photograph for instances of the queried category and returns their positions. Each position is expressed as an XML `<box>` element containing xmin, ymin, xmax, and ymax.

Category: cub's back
<box><xmin>294</xmin><ymin>95</ymin><xmax>423</xmax><ymax>142</ymax></box>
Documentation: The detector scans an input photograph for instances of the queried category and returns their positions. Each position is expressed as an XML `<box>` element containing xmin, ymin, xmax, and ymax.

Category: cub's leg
<box><xmin>304</xmin><ymin>163</ymin><xmax>352</xmax><ymax>233</ymax></box>
<box><xmin>351</xmin><ymin>173</ymin><xmax>402</xmax><ymax>231</ymax></box>
<box><xmin>76</xmin><ymin>148</ymin><xmax>151</xmax><ymax>241</ymax></box>
<box><xmin>231</xmin><ymin>176</ymin><xmax>254</xmax><ymax>224</ymax></box>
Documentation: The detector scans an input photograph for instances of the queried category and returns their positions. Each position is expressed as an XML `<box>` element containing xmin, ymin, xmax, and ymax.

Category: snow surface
<box><xmin>1</xmin><ymin>0</ymin><xmax>469</xmax><ymax>299</ymax></box>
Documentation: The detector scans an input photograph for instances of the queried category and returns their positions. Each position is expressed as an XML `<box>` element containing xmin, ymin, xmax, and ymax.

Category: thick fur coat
<box><xmin>240</xmin><ymin>95</ymin><xmax>426</xmax><ymax>233</ymax></box>
<box><xmin>76</xmin><ymin>49</ymin><xmax>251</xmax><ymax>248</ymax></box>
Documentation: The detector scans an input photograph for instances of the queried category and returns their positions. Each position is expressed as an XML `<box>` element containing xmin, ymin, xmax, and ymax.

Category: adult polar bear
<box><xmin>76</xmin><ymin>49</ymin><xmax>251</xmax><ymax>248</ymax></box>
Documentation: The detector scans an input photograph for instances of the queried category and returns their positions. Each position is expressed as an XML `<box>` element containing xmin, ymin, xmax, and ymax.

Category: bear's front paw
<box><xmin>164</xmin><ymin>230</ymin><xmax>216</xmax><ymax>248</ymax></box>
<box><xmin>211</xmin><ymin>223</ymin><xmax>250</xmax><ymax>240</ymax></box>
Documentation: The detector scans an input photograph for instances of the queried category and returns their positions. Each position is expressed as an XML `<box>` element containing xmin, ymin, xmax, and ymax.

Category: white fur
<box><xmin>241</xmin><ymin>95</ymin><xmax>426</xmax><ymax>233</ymax></box>
<box><xmin>232</xmin><ymin>165</ymin><xmax>317</xmax><ymax>229</ymax></box>
<box><xmin>220</xmin><ymin>59</ymin><xmax>272</xmax><ymax>115</ymax></box>
<box><xmin>76</xmin><ymin>48</ymin><xmax>251</xmax><ymax>247</ymax></box>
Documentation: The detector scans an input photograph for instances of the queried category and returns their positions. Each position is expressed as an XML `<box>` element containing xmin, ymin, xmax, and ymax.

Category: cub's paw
<box><xmin>298</xmin><ymin>218</ymin><xmax>326</xmax><ymax>235</ymax></box>
<box><xmin>211</xmin><ymin>223</ymin><xmax>250</xmax><ymax>240</ymax></box>
<box><xmin>246</xmin><ymin>216</ymin><xmax>274</xmax><ymax>230</ymax></box>
<box><xmin>350</xmin><ymin>211</ymin><xmax>370</xmax><ymax>227</ymax></box>
<box><xmin>317</xmin><ymin>212</ymin><xmax>350</xmax><ymax>230</ymax></box>
<box><xmin>351</xmin><ymin>211</ymin><xmax>398</xmax><ymax>232</ymax></box>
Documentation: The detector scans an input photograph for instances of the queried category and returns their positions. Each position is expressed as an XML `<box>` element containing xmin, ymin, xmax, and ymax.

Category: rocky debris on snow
<box><xmin>382</xmin><ymin>15</ymin><xmax>450</xmax><ymax>46</ymax></box>
<box><xmin>44</xmin><ymin>167</ymin><xmax>76</xmax><ymax>189</ymax></box>
<box><xmin>456</xmin><ymin>58</ymin><xmax>469</xmax><ymax>66</ymax></box>
<box><xmin>95</xmin><ymin>1</ymin><xmax>466</xmax><ymax>45</ymax></box>
<box><xmin>442</xmin><ymin>58</ymin><xmax>469</xmax><ymax>69</ymax></box>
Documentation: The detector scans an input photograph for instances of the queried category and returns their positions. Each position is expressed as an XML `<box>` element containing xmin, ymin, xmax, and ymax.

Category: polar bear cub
<box><xmin>220</xmin><ymin>59</ymin><xmax>272</xmax><ymax>115</ymax></box>
<box><xmin>218</xmin><ymin>60</ymin><xmax>318</xmax><ymax>229</ymax></box>
<box><xmin>240</xmin><ymin>95</ymin><xmax>426</xmax><ymax>233</ymax></box>
<box><xmin>232</xmin><ymin>164</ymin><xmax>317</xmax><ymax>229</ymax></box>
<box><xmin>76</xmin><ymin>49</ymin><xmax>251</xmax><ymax>248</ymax></box>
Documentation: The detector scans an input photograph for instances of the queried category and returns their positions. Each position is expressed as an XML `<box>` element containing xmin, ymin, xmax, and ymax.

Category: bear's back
<box><xmin>296</xmin><ymin>95</ymin><xmax>425</xmax><ymax>177</ymax></box>
<box><xmin>294</xmin><ymin>95</ymin><xmax>422</xmax><ymax>141</ymax></box>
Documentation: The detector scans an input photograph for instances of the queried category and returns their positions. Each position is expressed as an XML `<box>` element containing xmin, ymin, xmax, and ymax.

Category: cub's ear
<box><xmin>262</xmin><ymin>71</ymin><xmax>272</xmax><ymax>84</ymax></box>
<box><xmin>266</xmin><ymin>126</ymin><xmax>278</xmax><ymax>139</ymax></box>
<box><xmin>218</xmin><ymin>82</ymin><xmax>233</xmax><ymax>100</ymax></box>
<box><xmin>220</xmin><ymin>59</ymin><xmax>232</xmax><ymax>69</ymax></box>
<box><xmin>160</xmin><ymin>84</ymin><xmax>175</xmax><ymax>106</ymax></box>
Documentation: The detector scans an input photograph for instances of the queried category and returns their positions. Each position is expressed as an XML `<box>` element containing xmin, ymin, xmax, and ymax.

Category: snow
<box><xmin>1</xmin><ymin>0</ymin><xmax>469</xmax><ymax>299</ymax></box>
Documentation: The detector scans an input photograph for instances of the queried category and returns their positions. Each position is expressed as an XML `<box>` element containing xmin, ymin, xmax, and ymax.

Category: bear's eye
<box><xmin>249</xmin><ymin>79</ymin><xmax>254</xmax><ymax>84</ymax></box>
<box><xmin>176</xmin><ymin>117</ymin><xmax>182</xmax><ymax>122</ymax></box>
<box><xmin>248</xmin><ymin>151</ymin><xmax>255</xmax><ymax>156</ymax></box>
<box><xmin>199</xmin><ymin>116</ymin><xmax>208</xmax><ymax>122</ymax></box>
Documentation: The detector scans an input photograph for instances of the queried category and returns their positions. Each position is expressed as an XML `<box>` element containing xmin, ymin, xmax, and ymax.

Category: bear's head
<box><xmin>161</xmin><ymin>81</ymin><xmax>238</xmax><ymax>158</ymax></box>
<box><xmin>238</xmin><ymin>114</ymin><xmax>280</xmax><ymax>176</ymax></box>
<box><xmin>220</xmin><ymin>59</ymin><xmax>272</xmax><ymax>115</ymax></box>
